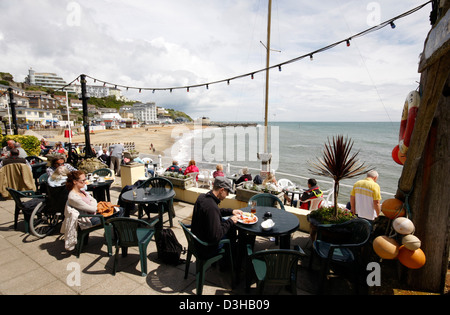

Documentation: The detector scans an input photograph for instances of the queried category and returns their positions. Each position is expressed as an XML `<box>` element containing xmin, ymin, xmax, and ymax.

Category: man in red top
<box><xmin>299</xmin><ymin>178</ymin><xmax>323</xmax><ymax>210</ymax></box>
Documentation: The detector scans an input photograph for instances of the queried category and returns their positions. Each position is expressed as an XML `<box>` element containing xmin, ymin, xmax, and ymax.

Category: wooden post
<box><xmin>395</xmin><ymin>4</ymin><xmax>450</xmax><ymax>293</ymax></box>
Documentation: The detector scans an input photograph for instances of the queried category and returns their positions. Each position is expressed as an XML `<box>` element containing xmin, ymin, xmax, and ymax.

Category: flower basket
<box><xmin>307</xmin><ymin>206</ymin><xmax>356</xmax><ymax>242</ymax></box>
<box><xmin>161</xmin><ymin>173</ymin><xmax>193</xmax><ymax>189</ymax></box>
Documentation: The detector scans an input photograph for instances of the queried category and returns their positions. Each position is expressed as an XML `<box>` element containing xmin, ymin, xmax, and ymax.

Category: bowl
<box><xmin>261</xmin><ymin>219</ymin><xmax>275</xmax><ymax>231</ymax></box>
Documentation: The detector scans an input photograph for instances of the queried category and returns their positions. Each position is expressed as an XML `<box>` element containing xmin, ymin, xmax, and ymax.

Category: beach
<box><xmin>51</xmin><ymin>124</ymin><xmax>194</xmax><ymax>156</ymax></box>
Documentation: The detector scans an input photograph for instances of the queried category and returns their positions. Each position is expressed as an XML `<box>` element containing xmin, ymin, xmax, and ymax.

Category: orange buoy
<box><xmin>398</xmin><ymin>246</ymin><xmax>426</xmax><ymax>269</ymax></box>
<box><xmin>381</xmin><ymin>198</ymin><xmax>405</xmax><ymax>219</ymax></box>
<box><xmin>373</xmin><ymin>236</ymin><xmax>399</xmax><ymax>259</ymax></box>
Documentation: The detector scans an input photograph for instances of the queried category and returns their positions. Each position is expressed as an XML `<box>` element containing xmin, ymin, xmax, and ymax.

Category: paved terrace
<box><xmin>0</xmin><ymin>177</ymin><xmax>369</xmax><ymax>296</ymax></box>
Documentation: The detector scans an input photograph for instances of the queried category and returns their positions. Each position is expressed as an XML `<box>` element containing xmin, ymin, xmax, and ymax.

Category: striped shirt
<box><xmin>350</xmin><ymin>177</ymin><xmax>381</xmax><ymax>220</ymax></box>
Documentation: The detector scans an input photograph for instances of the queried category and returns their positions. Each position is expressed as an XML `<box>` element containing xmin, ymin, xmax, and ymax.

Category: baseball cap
<box><xmin>213</xmin><ymin>176</ymin><xmax>234</xmax><ymax>193</ymax></box>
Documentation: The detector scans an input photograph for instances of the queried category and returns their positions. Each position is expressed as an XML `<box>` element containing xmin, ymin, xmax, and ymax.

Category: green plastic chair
<box><xmin>92</xmin><ymin>168</ymin><xmax>113</xmax><ymax>177</ymax></box>
<box><xmin>246</xmin><ymin>245</ymin><xmax>305</xmax><ymax>295</ymax></box>
<box><xmin>310</xmin><ymin>218</ymin><xmax>372</xmax><ymax>294</ymax></box>
<box><xmin>76</xmin><ymin>214</ymin><xmax>113</xmax><ymax>258</ymax></box>
<box><xmin>249</xmin><ymin>193</ymin><xmax>285</xmax><ymax>245</ymax></box>
<box><xmin>6</xmin><ymin>188</ymin><xmax>45</xmax><ymax>233</ymax></box>
<box><xmin>249</xmin><ymin>193</ymin><xmax>285</xmax><ymax>210</ymax></box>
<box><xmin>179</xmin><ymin>221</ymin><xmax>234</xmax><ymax>295</ymax></box>
<box><xmin>138</xmin><ymin>177</ymin><xmax>175</xmax><ymax>227</ymax></box>
<box><xmin>107</xmin><ymin>217</ymin><xmax>159</xmax><ymax>276</ymax></box>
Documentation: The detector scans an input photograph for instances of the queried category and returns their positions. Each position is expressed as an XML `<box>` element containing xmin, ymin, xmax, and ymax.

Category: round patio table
<box><xmin>237</xmin><ymin>206</ymin><xmax>300</xmax><ymax>249</ymax></box>
<box><xmin>87</xmin><ymin>179</ymin><xmax>114</xmax><ymax>202</ymax></box>
<box><xmin>121</xmin><ymin>187</ymin><xmax>175</xmax><ymax>226</ymax></box>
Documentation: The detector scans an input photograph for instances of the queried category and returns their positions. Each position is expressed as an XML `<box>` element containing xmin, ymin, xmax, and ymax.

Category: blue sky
<box><xmin>0</xmin><ymin>0</ymin><xmax>432</xmax><ymax>122</ymax></box>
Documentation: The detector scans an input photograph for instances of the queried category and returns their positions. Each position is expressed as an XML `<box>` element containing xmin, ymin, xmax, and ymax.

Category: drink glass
<box><xmin>132</xmin><ymin>188</ymin><xmax>137</xmax><ymax>198</ymax></box>
<box><xmin>250</xmin><ymin>200</ymin><xmax>257</xmax><ymax>214</ymax></box>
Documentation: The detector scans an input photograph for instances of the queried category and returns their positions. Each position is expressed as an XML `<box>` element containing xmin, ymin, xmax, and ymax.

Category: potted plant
<box><xmin>307</xmin><ymin>135</ymin><xmax>368</xmax><ymax>227</ymax></box>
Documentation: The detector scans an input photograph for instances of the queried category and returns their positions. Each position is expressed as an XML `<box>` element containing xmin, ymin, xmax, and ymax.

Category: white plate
<box><xmin>237</xmin><ymin>212</ymin><xmax>258</xmax><ymax>225</ymax></box>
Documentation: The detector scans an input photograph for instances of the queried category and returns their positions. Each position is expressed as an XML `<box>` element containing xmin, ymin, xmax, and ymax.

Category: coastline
<box><xmin>51</xmin><ymin>124</ymin><xmax>197</xmax><ymax>157</ymax></box>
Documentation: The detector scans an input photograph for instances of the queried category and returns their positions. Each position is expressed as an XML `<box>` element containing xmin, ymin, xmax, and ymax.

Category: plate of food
<box><xmin>238</xmin><ymin>212</ymin><xmax>258</xmax><ymax>225</ymax></box>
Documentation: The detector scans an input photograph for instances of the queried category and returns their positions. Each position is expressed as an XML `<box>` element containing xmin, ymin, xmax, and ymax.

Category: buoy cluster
<box><xmin>372</xmin><ymin>198</ymin><xmax>426</xmax><ymax>269</ymax></box>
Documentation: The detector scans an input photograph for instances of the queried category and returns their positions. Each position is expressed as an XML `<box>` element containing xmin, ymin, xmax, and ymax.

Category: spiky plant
<box><xmin>309</xmin><ymin>135</ymin><xmax>368</xmax><ymax>218</ymax></box>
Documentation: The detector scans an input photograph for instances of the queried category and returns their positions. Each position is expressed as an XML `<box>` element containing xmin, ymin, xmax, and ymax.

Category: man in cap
<box><xmin>191</xmin><ymin>176</ymin><xmax>243</xmax><ymax>259</ymax></box>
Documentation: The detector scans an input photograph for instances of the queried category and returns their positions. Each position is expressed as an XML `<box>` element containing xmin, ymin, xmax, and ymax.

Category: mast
<box><xmin>258</xmin><ymin>0</ymin><xmax>273</xmax><ymax>177</ymax></box>
<box><xmin>263</xmin><ymin>0</ymin><xmax>272</xmax><ymax>153</ymax></box>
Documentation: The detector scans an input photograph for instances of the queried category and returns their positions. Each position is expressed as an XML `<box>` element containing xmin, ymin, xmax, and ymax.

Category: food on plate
<box><xmin>239</xmin><ymin>212</ymin><xmax>257</xmax><ymax>224</ymax></box>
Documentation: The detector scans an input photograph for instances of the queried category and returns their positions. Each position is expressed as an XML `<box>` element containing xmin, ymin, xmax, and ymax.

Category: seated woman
<box><xmin>62</xmin><ymin>171</ymin><xmax>124</xmax><ymax>251</ymax></box>
<box><xmin>212</xmin><ymin>164</ymin><xmax>225</xmax><ymax>178</ymax></box>
<box><xmin>184</xmin><ymin>160</ymin><xmax>200</xmax><ymax>180</ymax></box>
<box><xmin>48</xmin><ymin>165</ymin><xmax>70</xmax><ymax>187</ymax></box>
<box><xmin>46</xmin><ymin>154</ymin><xmax>77</xmax><ymax>177</ymax></box>
<box><xmin>262</xmin><ymin>172</ymin><xmax>281</xmax><ymax>192</ymax></box>
<box><xmin>235</xmin><ymin>167</ymin><xmax>252</xmax><ymax>186</ymax></box>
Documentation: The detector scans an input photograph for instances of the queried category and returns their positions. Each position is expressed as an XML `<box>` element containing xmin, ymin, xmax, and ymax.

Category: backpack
<box><xmin>156</xmin><ymin>228</ymin><xmax>185</xmax><ymax>265</ymax></box>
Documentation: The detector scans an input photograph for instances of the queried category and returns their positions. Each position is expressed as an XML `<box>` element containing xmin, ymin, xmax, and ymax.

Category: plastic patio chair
<box><xmin>107</xmin><ymin>217</ymin><xmax>159</xmax><ymax>276</ymax></box>
<box><xmin>249</xmin><ymin>193</ymin><xmax>285</xmax><ymax>210</ymax></box>
<box><xmin>186</xmin><ymin>172</ymin><xmax>199</xmax><ymax>187</ymax></box>
<box><xmin>246</xmin><ymin>244</ymin><xmax>305</xmax><ymax>294</ymax></box>
<box><xmin>179</xmin><ymin>221</ymin><xmax>234</xmax><ymax>295</ymax></box>
<box><xmin>298</xmin><ymin>197</ymin><xmax>324</xmax><ymax>210</ymax></box>
<box><xmin>92</xmin><ymin>168</ymin><xmax>113</xmax><ymax>177</ymax></box>
<box><xmin>277</xmin><ymin>178</ymin><xmax>295</xmax><ymax>190</ymax></box>
<box><xmin>309</xmin><ymin>218</ymin><xmax>372</xmax><ymax>294</ymax></box>
<box><xmin>76</xmin><ymin>213</ymin><xmax>113</xmax><ymax>258</ymax></box>
<box><xmin>6</xmin><ymin>188</ymin><xmax>45</xmax><ymax>233</ymax></box>
<box><xmin>138</xmin><ymin>177</ymin><xmax>175</xmax><ymax>227</ymax></box>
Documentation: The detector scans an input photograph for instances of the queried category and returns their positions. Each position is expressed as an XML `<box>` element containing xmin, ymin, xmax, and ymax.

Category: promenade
<box><xmin>0</xmin><ymin>177</ymin><xmax>369</xmax><ymax>296</ymax></box>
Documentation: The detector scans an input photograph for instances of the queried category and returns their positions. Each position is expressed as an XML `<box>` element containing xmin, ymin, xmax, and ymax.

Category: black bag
<box><xmin>156</xmin><ymin>228</ymin><xmax>185</xmax><ymax>265</ymax></box>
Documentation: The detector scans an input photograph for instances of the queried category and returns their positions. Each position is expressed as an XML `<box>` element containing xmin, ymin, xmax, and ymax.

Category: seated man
<box><xmin>1</xmin><ymin>139</ymin><xmax>16</xmax><ymax>158</ymax></box>
<box><xmin>191</xmin><ymin>177</ymin><xmax>242</xmax><ymax>259</ymax></box>
<box><xmin>0</xmin><ymin>148</ymin><xmax>32</xmax><ymax>171</ymax></box>
<box><xmin>298</xmin><ymin>178</ymin><xmax>323</xmax><ymax>209</ymax></box>
<box><xmin>166</xmin><ymin>160</ymin><xmax>183</xmax><ymax>174</ymax></box>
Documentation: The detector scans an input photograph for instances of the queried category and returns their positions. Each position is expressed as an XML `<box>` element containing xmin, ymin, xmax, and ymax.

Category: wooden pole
<box><xmin>395</xmin><ymin>4</ymin><xmax>450</xmax><ymax>293</ymax></box>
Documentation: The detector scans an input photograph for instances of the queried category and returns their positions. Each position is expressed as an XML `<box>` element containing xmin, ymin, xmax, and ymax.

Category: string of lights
<box><xmin>58</xmin><ymin>1</ymin><xmax>431</xmax><ymax>94</ymax></box>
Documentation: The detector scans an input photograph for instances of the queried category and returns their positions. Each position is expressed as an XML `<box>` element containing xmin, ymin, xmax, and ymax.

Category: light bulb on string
<box><xmin>278</xmin><ymin>65</ymin><xmax>282</xmax><ymax>72</ymax></box>
<box><xmin>346</xmin><ymin>39</ymin><xmax>351</xmax><ymax>47</ymax></box>
<box><xmin>251</xmin><ymin>73</ymin><xmax>254</xmax><ymax>79</ymax></box>
<box><xmin>187</xmin><ymin>87</ymin><xmax>189</xmax><ymax>92</ymax></box>
<box><xmin>390</xmin><ymin>21</ymin><xmax>396</xmax><ymax>29</ymax></box>
<box><xmin>227</xmin><ymin>80</ymin><xmax>230</xmax><ymax>85</ymax></box>
<box><xmin>206</xmin><ymin>84</ymin><xmax>209</xmax><ymax>90</ymax></box>
<box><xmin>310</xmin><ymin>54</ymin><xmax>313</xmax><ymax>61</ymax></box>
<box><xmin>139</xmin><ymin>89</ymin><xmax>141</xmax><ymax>93</ymax></box>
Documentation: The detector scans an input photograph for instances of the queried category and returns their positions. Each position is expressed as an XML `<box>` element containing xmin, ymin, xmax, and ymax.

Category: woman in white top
<box><xmin>66</xmin><ymin>170</ymin><xmax>101</xmax><ymax>225</ymax></box>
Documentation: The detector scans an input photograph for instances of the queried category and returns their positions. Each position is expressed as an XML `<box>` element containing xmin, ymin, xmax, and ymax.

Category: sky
<box><xmin>0</xmin><ymin>0</ymin><xmax>433</xmax><ymax>122</ymax></box>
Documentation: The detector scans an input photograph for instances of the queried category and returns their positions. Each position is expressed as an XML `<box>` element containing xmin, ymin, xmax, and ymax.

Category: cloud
<box><xmin>0</xmin><ymin>0</ymin><xmax>432</xmax><ymax>122</ymax></box>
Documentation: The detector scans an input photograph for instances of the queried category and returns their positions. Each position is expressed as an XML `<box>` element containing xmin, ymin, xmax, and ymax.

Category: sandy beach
<box><xmin>49</xmin><ymin>124</ymin><xmax>196</xmax><ymax>157</ymax></box>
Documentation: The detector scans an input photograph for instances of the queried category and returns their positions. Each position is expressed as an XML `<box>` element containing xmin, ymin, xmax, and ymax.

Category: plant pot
<box><xmin>307</xmin><ymin>215</ymin><xmax>354</xmax><ymax>243</ymax></box>
<box><xmin>161</xmin><ymin>175</ymin><xmax>194</xmax><ymax>189</ymax></box>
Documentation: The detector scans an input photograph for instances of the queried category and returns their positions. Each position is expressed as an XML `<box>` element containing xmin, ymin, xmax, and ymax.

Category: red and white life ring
<box><xmin>392</xmin><ymin>91</ymin><xmax>420</xmax><ymax>165</ymax></box>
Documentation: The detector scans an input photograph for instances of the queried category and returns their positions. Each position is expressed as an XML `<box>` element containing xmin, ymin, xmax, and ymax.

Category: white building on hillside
<box><xmin>132</xmin><ymin>102</ymin><xmax>157</xmax><ymax>124</ymax></box>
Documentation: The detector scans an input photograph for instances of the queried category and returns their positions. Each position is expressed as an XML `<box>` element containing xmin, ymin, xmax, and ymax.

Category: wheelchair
<box><xmin>29</xmin><ymin>183</ymin><xmax>69</xmax><ymax>238</ymax></box>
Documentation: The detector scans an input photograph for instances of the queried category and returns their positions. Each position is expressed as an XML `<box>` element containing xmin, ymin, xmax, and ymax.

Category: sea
<box><xmin>160</xmin><ymin>121</ymin><xmax>403</xmax><ymax>204</ymax></box>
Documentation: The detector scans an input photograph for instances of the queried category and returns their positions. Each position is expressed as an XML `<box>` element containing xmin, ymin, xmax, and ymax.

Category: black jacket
<box><xmin>191</xmin><ymin>191</ymin><xmax>234</xmax><ymax>258</ymax></box>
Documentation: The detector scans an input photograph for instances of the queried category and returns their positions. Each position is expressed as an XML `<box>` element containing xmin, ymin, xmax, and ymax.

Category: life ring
<box><xmin>392</xmin><ymin>91</ymin><xmax>420</xmax><ymax>165</ymax></box>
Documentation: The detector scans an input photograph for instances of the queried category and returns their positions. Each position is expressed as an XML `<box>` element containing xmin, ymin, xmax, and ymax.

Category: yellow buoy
<box><xmin>373</xmin><ymin>236</ymin><xmax>399</xmax><ymax>259</ymax></box>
